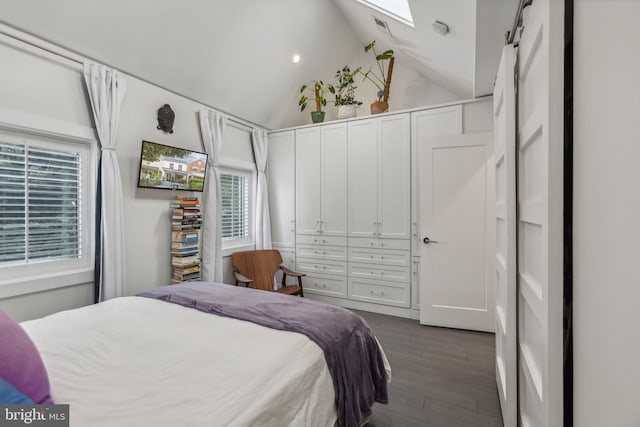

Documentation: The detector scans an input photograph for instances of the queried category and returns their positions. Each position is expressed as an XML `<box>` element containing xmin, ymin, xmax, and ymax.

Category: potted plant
<box><xmin>299</xmin><ymin>81</ymin><xmax>327</xmax><ymax>123</ymax></box>
<box><xmin>357</xmin><ymin>40</ymin><xmax>395</xmax><ymax>114</ymax></box>
<box><xmin>328</xmin><ymin>66</ymin><xmax>363</xmax><ymax>120</ymax></box>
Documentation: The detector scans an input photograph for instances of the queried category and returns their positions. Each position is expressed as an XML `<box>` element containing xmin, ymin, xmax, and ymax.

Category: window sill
<box><xmin>0</xmin><ymin>268</ymin><xmax>94</xmax><ymax>299</ymax></box>
<box><xmin>221</xmin><ymin>243</ymin><xmax>256</xmax><ymax>258</ymax></box>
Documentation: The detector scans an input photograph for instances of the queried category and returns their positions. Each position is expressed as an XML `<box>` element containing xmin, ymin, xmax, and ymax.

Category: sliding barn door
<box><xmin>493</xmin><ymin>44</ymin><xmax>517</xmax><ymax>427</ymax></box>
<box><xmin>516</xmin><ymin>0</ymin><xmax>564</xmax><ymax>425</ymax></box>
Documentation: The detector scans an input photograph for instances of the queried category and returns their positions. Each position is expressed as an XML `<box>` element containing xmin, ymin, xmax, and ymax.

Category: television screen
<box><xmin>137</xmin><ymin>140</ymin><xmax>208</xmax><ymax>192</ymax></box>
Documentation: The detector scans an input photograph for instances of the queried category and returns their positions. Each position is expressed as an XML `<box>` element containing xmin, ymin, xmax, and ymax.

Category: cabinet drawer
<box><xmin>297</xmin><ymin>235</ymin><xmax>347</xmax><ymax>247</ymax></box>
<box><xmin>349</xmin><ymin>278</ymin><xmax>410</xmax><ymax>308</ymax></box>
<box><xmin>349</xmin><ymin>263</ymin><xmax>410</xmax><ymax>283</ymax></box>
<box><xmin>348</xmin><ymin>247</ymin><xmax>410</xmax><ymax>267</ymax></box>
<box><xmin>296</xmin><ymin>259</ymin><xmax>347</xmax><ymax>276</ymax></box>
<box><xmin>348</xmin><ymin>237</ymin><xmax>410</xmax><ymax>250</ymax></box>
<box><xmin>302</xmin><ymin>274</ymin><xmax>347</xmax><ymax>298</ymax></box>
<box><xmin>296</xmin><ymin>245</ymin><xmax>347</xmax><ymax>261</ymax></box>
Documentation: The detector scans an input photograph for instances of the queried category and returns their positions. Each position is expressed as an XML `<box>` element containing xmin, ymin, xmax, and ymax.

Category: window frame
<box><xmin>219</xmin><ymin>159</ymin><xmax>256</xmax><ymax>256</ymax></box>
<box><xmin>0</xmin><ymin>107</ymin><xmax>97</xmax><ymax>299</ymax></box>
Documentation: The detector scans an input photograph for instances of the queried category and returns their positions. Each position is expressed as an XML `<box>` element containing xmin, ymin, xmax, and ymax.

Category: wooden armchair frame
<box><xmin>232</xmin><ymin>249</ymin><xmax>305</xmax><ymax>297</ymax></box>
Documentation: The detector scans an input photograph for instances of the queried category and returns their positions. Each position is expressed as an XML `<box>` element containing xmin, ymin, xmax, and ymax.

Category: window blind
<box><xmin>220</xmin><ymin>173</ymin><xmax>249</xmax><ymax>241</ymax></box>
<box><xmin>0</xmin><ymin>141</ymin><xmax>82</xmax><ymax>265</ymax></box>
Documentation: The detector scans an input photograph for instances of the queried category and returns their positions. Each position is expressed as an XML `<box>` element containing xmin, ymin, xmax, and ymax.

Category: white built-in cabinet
<box><xmin>268</xmin><ymin>98</ymin><xmax>493</xmax><ymax>319</ymax></box>
<box><xmin>294</xmin><ymin>124</ymin><xmax>349</xmax><ymax>298</ymax></box>
<box><xmin>347</xmin><ymin>114</ymin><xmax>410</xmax><ymax>239</ymax></box>
<box><xmin>267</xmin><ymin>130</ymin><xmax>296</xmax><ymax>248</ymax></box>
<box><xmin>295</xmin><ymin>124</ymin><xmax>348</xmax><ymax>237</ymax></box>
<box><xmin>266</xmin><ymin>130</ymin><xmax>297</xmax><ymax>285</ymax></box>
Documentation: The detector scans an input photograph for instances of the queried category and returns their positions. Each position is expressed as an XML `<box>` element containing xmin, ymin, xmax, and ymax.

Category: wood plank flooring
<box><xmin>354</xmin><ymin>310</ymin><xmax>503</xmax><ymax>427</ymax></box>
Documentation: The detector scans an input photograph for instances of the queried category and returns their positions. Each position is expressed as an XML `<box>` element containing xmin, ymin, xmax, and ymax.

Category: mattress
<box><xmin>21</xmin><ymin>296</ymin><xmax>339</xmax><ymax>426</ymax></box>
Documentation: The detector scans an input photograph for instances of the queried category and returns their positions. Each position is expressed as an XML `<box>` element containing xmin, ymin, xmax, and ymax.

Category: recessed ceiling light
<box><xmin>292</xmin><ymin>54</ymin><xmax>301</xmax><ymax>64</ymax></box>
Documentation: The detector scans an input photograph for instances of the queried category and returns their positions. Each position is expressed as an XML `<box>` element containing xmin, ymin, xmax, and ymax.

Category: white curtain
<box><xmin>199</xmin><ymin>109</ymin><xmax>227</xmax><ymax>282</ymax></box>
<box><xmin>83</xmin><ymin>63</ymin><xmax>127</xmax><ymax>301</ymax></box>
<box><xmin>252</xmin><ymin>128</ymin><xmax>272</xmax><ymax>250</ymax></box>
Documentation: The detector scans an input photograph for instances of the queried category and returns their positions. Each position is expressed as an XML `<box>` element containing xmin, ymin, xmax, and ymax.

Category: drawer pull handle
<box><xmin>322</xmin><ymin>284</ymin><xmax>327</xmax><ymax>288</ymax></box>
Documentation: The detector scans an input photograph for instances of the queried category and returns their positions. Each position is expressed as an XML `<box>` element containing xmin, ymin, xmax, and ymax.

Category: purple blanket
<box><xmin>138</xmin><ymin>281</ymin><xmax>388</xmax><ymax>427</ymax></box>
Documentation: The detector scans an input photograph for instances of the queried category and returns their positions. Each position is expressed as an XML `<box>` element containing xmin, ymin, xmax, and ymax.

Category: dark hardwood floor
<box><xmin>354</xmin><ymin>310</ymin><xmax>503</xmax><ymax>427</ymax></box>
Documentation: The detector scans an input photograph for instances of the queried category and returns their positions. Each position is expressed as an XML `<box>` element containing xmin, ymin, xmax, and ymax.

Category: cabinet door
<box><xmin>295</xmin><ymin>127</ymin><xmax>321</xmax><ymax>235</ymax></box>
<box><xmin>411</xmin><ymin>106</ymin><xmax>463</xmax><ymax>253</ymax></box>
<box><xmin>321</xmin><ymin>123</ymin><xmax>348</xmax><ymax>236</ymax></box>
<box><xmin>267</xmin><ymin>131</ymin><xmax>295</xmax><ymax>247</ymax></box>
<box><xmin>348</xmin><ymin>119</ymin><xmax>378</xmax><ymax>237</ymax></box>
<box><xmin>379</xmin><ymin>114</ymin><xmax>411</xmax><ymax>239</ymax></box>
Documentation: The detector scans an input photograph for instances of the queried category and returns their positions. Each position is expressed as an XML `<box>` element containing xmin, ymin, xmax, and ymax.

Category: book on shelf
<box><xmin>171</xmin><ymin>196</ymin><xmax>202</xmax><ymax>284</ymax></box>
<box><xmin>174</xmin><ymin>272</ymin><xmax>201</xmax><ymax>281</ymax></box>
<box><xmin>171</xmin><ymin>242</ymin><xmax>199</xmax><ymax>249</ymax></box>
<box><xmin>173</xmin><ymin>265</ymin><xmax>201</xmax><ymax>275</ymax></box>
<box><xmin>171</xmin><ymin>255</ymin><xmax>200</xmax><ymax>266</ymax></box>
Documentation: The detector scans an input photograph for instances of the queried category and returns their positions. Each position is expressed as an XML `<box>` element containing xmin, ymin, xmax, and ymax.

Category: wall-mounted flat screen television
<box><xmin>137</xmin><ymin>140</ymin><xmax>208</xmax><ymax>192</ymax></box>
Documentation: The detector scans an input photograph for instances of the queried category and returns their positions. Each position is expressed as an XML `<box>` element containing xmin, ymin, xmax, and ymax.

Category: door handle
<box><xmin>423</xmin><ymin>237</ymin><xmax>438</xmax><ymax>244</ymax></box>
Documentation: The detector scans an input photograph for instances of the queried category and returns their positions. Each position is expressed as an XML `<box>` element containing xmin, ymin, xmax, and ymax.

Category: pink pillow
<box><xmin>0</xmin><ymin>310</ymin><xmax>53</xmax><ymax>404</ymax></box>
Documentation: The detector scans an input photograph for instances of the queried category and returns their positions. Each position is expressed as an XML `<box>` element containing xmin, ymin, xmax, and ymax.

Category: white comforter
<box><xmin>21</xmin><ymin>297</ymin><xmax>338</xmax><ymax>427</ymax></box>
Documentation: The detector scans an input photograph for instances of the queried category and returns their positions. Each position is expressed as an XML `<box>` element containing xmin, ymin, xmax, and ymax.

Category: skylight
<box><xmin>355</xmin><ymin>0</ymin><xmax>414</xmax><ymax>28</ymax></box>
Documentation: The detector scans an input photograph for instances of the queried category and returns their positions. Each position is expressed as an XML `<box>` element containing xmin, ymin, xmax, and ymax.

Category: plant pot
<box><xmin>310</xmin><ymin>111</ymin><xmax>326</xmax><ymax>123</ymax></box>
<box><xmin>370</xmin><ymin>101</ymin><xmax>389</xmax><ymax>115</ymax></box>
<box><xmin>337</xmin><ymin>105</ymin><xmax>357</xmax><ymax>120</ymax></box>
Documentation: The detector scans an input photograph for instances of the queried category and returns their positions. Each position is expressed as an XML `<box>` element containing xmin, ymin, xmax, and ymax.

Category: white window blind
<box><xmin>0</xmin><ymin>141</ymin><xmax>82</xmax><ymax>266</ymax></box>
<box><xmin>220</xmin><ymin>172</ymin><xmax>249</xmax><ymax>242</ymax></box>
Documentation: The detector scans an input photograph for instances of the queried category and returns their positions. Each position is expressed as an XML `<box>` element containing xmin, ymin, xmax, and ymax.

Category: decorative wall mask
<box><xmin>157</xmin><ymin>104</ymin><xmax>175</xmax><ymax>134</ymax></box>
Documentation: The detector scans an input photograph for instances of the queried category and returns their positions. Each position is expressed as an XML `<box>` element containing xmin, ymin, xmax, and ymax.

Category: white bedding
<box><xmin>21</xmin><ymin>297</ymin><xmax>338</xmax><ymax>427</ymax></box>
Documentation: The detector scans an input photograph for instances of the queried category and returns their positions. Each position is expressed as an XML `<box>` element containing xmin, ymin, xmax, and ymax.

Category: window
<box><xmin>355</xmin><ymin>0</ymin><xmax>414</xmax><ymax>27</ymax></box>
<box><xmin>0</xmin><ymin>112</ymin><xmax>96</xmax><ymax>298</ymax></box>
<box><xmin>220</xmin><ymin>168</ymin><xmax>252</xmax><ymax>247</ymax></box>
<box><xmin>0</xmin><ymin>142</ymin><xmax>81</xmax><ymax>265</ymax></box>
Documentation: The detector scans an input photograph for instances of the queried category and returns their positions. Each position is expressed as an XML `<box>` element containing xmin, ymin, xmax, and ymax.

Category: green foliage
<box><xmin>189</xmin><ymin>177</ymin><xmax>204</xmax><ymax>191</ymax></box>
<box><xmin>357</xmin><ymin>40</ymin><xmax>395</xmax><ymax>101</ymax></box>
<box><xmin>298</xmin><ymin>80</ymin><xmax>327</xmax><ymax>112</ymax></box>
<box><xmin>328</xmin><ymin>66</ymin><xmax>363</xmax><ymax>106</ymax></box>
<box><xmin>142</xmin><ymin>142</ymin><xmax>190</xmax><ymax>162</ymax></box>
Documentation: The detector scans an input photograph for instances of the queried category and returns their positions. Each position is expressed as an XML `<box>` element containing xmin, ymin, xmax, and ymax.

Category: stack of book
<box><xmin>170</xmin><ymin>196</ymin><xmax>203</xmax><ymax>284</ymax></box>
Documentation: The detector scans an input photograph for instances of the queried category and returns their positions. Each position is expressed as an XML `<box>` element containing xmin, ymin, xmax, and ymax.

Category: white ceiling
<box><xmin>0</xmin><ymin>0</ymin><xmax>516</xmax><ymax>128</ymax></box>
<box><xmin>333</xmin><ymin>0</ymin><xmax>517</xmax><ymax>98</ymax></box>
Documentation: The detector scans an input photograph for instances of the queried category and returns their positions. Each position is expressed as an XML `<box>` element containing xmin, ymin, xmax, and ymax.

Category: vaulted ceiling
<box><xmin>0</xmin><ymin>0</ymin><xmax>516</xmax><ymax>129</ymax></box>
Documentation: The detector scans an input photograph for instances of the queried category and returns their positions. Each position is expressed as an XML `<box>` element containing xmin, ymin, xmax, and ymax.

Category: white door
<box><xmin>516</xmin><ymin>0</ymin><xmax>564</xmax><ymax>425</ymax></box>
<box><xmin>267</xmin><ymin>131</ymin><xmax>295</xmax><ymax>248</ymax></box>
<box><xmin>378</xmin><ymin>114</ymin><xmax>410</xmax><ymax>239</ymax></box>
<box><xmin>348</xmin><ymin>119</ymin><xmax>378</xmax><ymax>238</ymax></box>
<box><xmin>493</xmin><ymin>44</ymin><xmax>517</xmax><ymax>427</ymax></box>
<box><xmin>321</xmin><ymin>123</ymin><xmax>348</xmax><ymax>236</ymax></box>
<box><xmin>419</xmin><ymin>133</ymin><xmax>495</xmax><ymax>332</ymax></box>
<box><xmin>295</xmin><ymin>127</ymin><xmax>321</xmax><ymax>235</ymax></box>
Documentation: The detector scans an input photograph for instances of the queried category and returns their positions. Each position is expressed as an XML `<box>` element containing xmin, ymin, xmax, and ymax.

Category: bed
<box><xmin>16</xmin><ymin>282</ymin><xmax>391</xmax><ymax>427</ymax></box>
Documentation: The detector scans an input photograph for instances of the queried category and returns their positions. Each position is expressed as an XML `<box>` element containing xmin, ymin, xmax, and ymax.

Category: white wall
<box><xmin>573</xmin><ymin>1</ymin><xmax>640</xmax><ymax>426</ymax></box>
<box><xmin>0</xmin><ymin>31</ymin><xmax>255</xmax><ymax>320</ymax></box>
<box><xmin>275</xmin><ymin>49</ymin><xmax>462</xmax><ymax>129</ymax></box>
